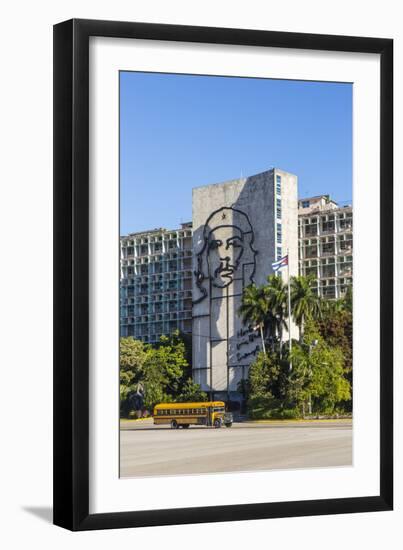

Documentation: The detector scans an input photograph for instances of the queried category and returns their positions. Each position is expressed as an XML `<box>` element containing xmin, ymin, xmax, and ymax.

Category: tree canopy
<box><xmin>239</xmin><ymin>275</ymin><xmax>352</xmax><ymax>418</ymax></box>
<box><xmin>120</xmin><ymin>331</ymin><xmax>207</xmax><ymax>417</ymax></box>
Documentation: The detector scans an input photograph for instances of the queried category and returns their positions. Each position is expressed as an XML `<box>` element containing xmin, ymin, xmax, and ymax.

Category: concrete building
<box><xmin>192</xmin><ymin>168</ymin><xmax>299</xmax><ymax>403</ymax></box>
<box><xmin>120</xmin><ymin>223</ymin><xmax>193</xmax><ymax>343</ymax></box>
<box><xmin>298</xmin><ymin>195</ymin><xmax>353</xmax><ymax>299</ymax></box>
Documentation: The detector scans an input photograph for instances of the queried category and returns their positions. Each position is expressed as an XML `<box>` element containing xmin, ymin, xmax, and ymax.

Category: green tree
<box><xmin>119</xmin><ymin>337</ymin><xmax>148</xmax><ymax>415</ymax></box>
<box><xmin>242</xmin><ymin>312</ymin><xmax>352</xmax><ymax>419</ymax></box>
<box><xmin>309</xmin><ymin>344</ymin><xmax>351</xmax><ymax>413</ymax></box>
<box><xmin>141</xmin><ymin>331</ymin><xmax>191</xmax><ymax>410</ymax></box>
<box><xmin>246</xmin><ymin>352</ymin><xmax>273</xmax><ymax>417</ymax></box>
<box><xmin>290</xmin><ymin>274</ymin><xmax>322</xmax><ymax>341</ymax></box>
<box><xmin>317</xmin><ymin>301</ymin><xmax>353</xmax><ymax>405</ymax></box>
<box><xmin>177</xmin><ymin>378</ymin><xmax>208</xmax><ymax>402</ymax></box>
<box><xmin>265</xmin><ymin>274</ymin><xmax>288</xmax><ymax>353</ymax></box>
<box><xmin>150</xmin><ymin>332</ymin><xmax>188</xmax><ymax>393</ymax></box>
<box><xmin>246</xmin><ymin>351</ymin><xmax>299</xmax><ymax>419</ymax></box>
<box><xmin>290</xmin><ymin>321</ymin><xmax>351</xmax><ymax>415</ymax></box>
<box><xmin>238</xmin><ymin>284</ymin><xmax>270</xmax><ymax>354</ymax></box>
<box><xmin>343</xmin><ymin>285</ymin><xmax>353</xmax><ymax>313</ymax></box>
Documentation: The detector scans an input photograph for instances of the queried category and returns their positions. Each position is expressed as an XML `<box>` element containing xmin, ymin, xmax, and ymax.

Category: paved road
<box><xmin>120</xmin><ymin>419</ymin><xmax>352</xmax><ymax>478</ymax></box>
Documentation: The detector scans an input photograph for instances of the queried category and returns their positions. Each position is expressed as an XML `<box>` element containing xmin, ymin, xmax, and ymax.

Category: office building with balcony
<box><xmin>298</xmin><ymin>195</ymin><xmax>353</xmax><ymax>299</ymax></box>
<box><xmin>120</xmin><ymin>222</ymin><xmax>193</xmax><ymax>343</ymax></box>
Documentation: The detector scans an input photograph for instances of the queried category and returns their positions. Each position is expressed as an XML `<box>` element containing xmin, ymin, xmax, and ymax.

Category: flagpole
<box><xmin>287</xmin><ymin>248</ymin><xmax>292</xmax><ymax>371</ymax></box>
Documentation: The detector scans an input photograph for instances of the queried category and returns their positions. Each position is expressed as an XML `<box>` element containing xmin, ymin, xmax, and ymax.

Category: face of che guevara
<box><xmin>207</xmin><ymin>226</ymin><xmax>244</xmax><ymax>288</ymax></box>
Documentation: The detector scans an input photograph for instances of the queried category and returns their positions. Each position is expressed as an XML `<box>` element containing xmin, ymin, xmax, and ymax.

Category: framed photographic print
<box><xmin>53</xmin><ymin>19</ymin><xmax>393</xmax><ymax>530</ymax></box>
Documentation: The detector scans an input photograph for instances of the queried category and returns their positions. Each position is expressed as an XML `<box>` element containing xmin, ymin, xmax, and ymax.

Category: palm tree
<box><xmin>265</xmin><ymin>275</ymin><xmax>288</xmax><ymax>353</ymax></box>
<box><xmin>320</xmin><ymin>297</ymin><xmax>344</xmax><ymax>315</ymax></box>
<box><xmin>238</xmin><ymin>284</ymin><xmax>268</xmax><ymax>355</ymax></box>
<box><xmin>290</xmin><ymin>274</ymin><xmax>321</xmax><ymax>341</ymax></box>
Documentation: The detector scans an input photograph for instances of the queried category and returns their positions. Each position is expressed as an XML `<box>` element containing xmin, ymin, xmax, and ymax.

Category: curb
<box><xmin>247</xmin><ymin>418</ymin><xmax>352</xmax><ymax>424</ymax></box>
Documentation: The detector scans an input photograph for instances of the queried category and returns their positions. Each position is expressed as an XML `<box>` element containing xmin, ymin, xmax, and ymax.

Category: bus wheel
<box><xmin>182</xmin><ymin>424</ymin><xmax>190</xmax><ymax>429</ymax></box>
<box><xmin>171</xmin><ymin>420</ymin><xmax>178</xmax><ymax>429</ymax></box>
<box><xmin>214</xmin><ymin>419</ymin><xmax>222</xmax><ymax>429</ymax></box>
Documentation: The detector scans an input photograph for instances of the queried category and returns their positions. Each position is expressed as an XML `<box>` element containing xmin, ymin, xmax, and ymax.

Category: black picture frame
<box><xmin>53</xmin><ymin>18</ymin><xmax>393</xmax><ymax>531</ymax></box>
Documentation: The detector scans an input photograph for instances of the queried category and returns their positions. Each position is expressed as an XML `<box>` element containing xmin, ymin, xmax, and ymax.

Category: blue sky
<box><xmin>120</xmin><ymin>72</ymin><xmax>352</xmax><ymax>235</ymax></box>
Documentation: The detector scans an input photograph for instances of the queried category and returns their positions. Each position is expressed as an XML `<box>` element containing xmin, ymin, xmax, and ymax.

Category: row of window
<box><xmin>121</xmin><ymin>291</ymin><xmax>192</xmax><ymax>303</ymax></box>
<box><xmin>123</xmin><ymin>301</ymin><xmax>192</xmax><ymax>315</ymax></box>
<box><xmin>276</xmin><ymin>174</ymin><xmax>281</xmax><ymax>195</ymax></box>
<box><xmin>299</xmin><ymin>216</ymin><xmax>353</xmax><ymax>236</ymax></box>
<box><xmin>276</xmin><ymin>197</ymin><xmax>281</xmax><ymax>219</ymax></box>
<box><xmin>301</xmin><ymin>257</ymin><xmax>353</xmax><ymax>266</ymax></box>
<box><xmin>123</xmin><ymin>268</ymin><xmax>192</xmax><ymax>280</ymax></box>
<box><xmin>156</xmin><ymin>408</ymin><xmax>206</xmax><ymax>416</ymax></box>
<box><xmin>123</xmin><ymin>310</ymin><xmax>193</xmax><ymax>323</ymax></box>
<box><xmin>301</xmin><ymin>212</ymin><xmax>352</xmax><ymax>223</ymax></box>
<box><xmin>123</xmin><ymin>323</ymin><xmax>191</xmax><ymax>340</ymax></box>
<box><xmin>122</xmin><ymin>250</ymin><xmax>192</xmax><ymax>262</ymax></box>
<box><xmin>122</xmin><ymin>232</ymin><xmax>192</xmax><ymax>247</ymax></box>
<box><xmin>277</xmin><ymin>222</ymin><xmax>282</xmax><ymax>244</ymax></box>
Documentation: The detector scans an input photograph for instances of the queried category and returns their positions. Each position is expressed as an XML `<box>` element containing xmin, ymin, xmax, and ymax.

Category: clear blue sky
<box><xmin>120</xmin><ymin>71</ymin><xmax>352</xmax><ymax>235</ymax></box>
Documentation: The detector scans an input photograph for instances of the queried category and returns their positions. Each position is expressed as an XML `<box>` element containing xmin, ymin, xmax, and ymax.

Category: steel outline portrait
<box><xmin>193</xmin><ymin>206</ymin><xmax>258</xmax><ymax>304</ymax></box>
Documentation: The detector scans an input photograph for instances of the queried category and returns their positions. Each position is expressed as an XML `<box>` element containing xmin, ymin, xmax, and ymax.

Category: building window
<box><xmin>276</xmin><ymin>174</ymin><xmax>281</xmax><ymax>195</ymax></box>
<box><xmin>277</xmin><ymin>246</ymin><xmax>282</xmax><ymax>261</ymax></box>
<box><xmin>321</xmin><ymin>215</ymin><xmax>335</xmax><ymax>233</ymax></box>
<box><xmin>338</xmin><ymin>256</ymin><xmax>353</xmax><ymax>276</ymax></box>
<box><xmin>304</xmin><ymin>217</ymin><xmax>318</xmax><ymax>237</ymax></box>
<box><xmin>301</xmin><ymin>200</ymin><xmax>310</xmax><ymax>208</ymax></box>
<box><xmin>304</xmin><ymin>239</ymin><xmax>317</xmax><ymax>258</ymax></box>
<box><xmin>338</xmin><ymin>235</ymin><xmax>353</xmax><ymax>252</ymax></box>
<box><xmin>276</xmin><ymin>198</ymin><xmax>282</xmax><ymax>218</ymax></box>
<box><xmin>339</xmin><ymin>213</ymin><xmax>353</xmax><ymax>231</ymax></box>
<box><xmin>276</xmin><ymin>223</ymin><xmax>282</xmax><ymax>244</ymax></box>
<box><xmin>322</xmin><ymin>239</ymin><xmax>335</xmax><ymax>256</ymax></box>
<box><xmin>320</xmin><ymin>259</ymin><xmax>336</xmax><ymax>278</ymax></box>
<box><xmin>304</xmin><ymin>260</ymin><xmax>317</xmax><ymax>278</ymax></box>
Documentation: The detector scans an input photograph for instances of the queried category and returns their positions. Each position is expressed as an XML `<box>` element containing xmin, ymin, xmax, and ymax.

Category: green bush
<box><xmin>249</xmin><ymin>407</ymin><xmax>300</xmax><ymax>420</ymax></box>
<box><xmin>270</xmin><ymin>408</ymin><xmax>300</xmax><ymax>419</ymax></box>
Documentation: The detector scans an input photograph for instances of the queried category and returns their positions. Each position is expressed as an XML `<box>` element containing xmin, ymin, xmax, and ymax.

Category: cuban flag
<box><xmin>271</xmin><ymin>254</ymin><xmax>288</xmax><ymax>273</ymax></box>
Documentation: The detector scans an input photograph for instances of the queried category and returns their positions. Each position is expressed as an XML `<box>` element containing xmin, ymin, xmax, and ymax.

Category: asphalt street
<box><xmin>120</xmin><ymin>419</ymin><xmax>352</xmax><ymax>478</ymax></box>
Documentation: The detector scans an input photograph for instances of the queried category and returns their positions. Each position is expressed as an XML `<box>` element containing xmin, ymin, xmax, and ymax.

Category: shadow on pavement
<box><xmin>22</xmin><ymin>506</ymin><xmax>53</xmax><ymax>524</ymax></box>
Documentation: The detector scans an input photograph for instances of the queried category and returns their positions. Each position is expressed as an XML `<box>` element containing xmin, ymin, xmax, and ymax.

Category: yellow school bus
<box><xmin>153</xmin><ymin>401</ymin><xmax>233</xmax><ymax>429</ymax></box>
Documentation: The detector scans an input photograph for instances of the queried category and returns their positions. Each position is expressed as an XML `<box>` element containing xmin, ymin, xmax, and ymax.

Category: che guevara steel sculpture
<box><xmin>193</xmin><ymin>206</ymin><xmax>257</xmax><ymax>303</ymax></box>
<box><xmin>192</xmin><ymin>206</ymin><xmax>260</xmax><ymax>394</ymax></box>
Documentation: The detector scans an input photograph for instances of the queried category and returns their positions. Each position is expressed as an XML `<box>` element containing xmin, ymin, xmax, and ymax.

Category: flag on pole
<box><xmin>271</xmin><ymin>254</ymin><xmax>288</xmax><ymax>273</ymax></box>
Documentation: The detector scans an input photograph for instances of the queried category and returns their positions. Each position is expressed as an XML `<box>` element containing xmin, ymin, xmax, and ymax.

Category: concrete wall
<box><xmin>192</xmin><ymin>169</ymin><xmax>298</xmax><ymax>397</ymax></box>
<box><xmin>275</xmin><ymin>169</ymin><xmax>299</xmax><ymax>341</ymax></box>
